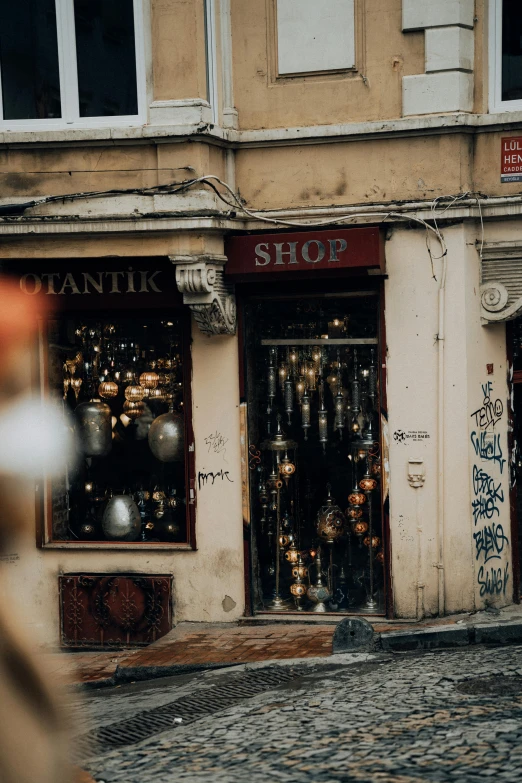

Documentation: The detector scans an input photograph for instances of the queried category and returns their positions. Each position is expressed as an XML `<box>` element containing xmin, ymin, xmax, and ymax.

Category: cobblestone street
<box><xmin>77</xmin><ymin>644</ymin><xmax>522</xmax><ymax>783</ymax></box>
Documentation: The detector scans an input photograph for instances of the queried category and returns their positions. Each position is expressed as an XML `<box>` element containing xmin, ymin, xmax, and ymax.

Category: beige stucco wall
<box><xmin>0</xmin><ymin>142</ymin><xmax>219</xmax><ymax>199</ymax></box>
<box><xmin>1</xmin><ymin>0</ymin><xmax>521</xmax><ymax>634</ymax></box>
<box><xmin>151</xmin><ymin>0</ymin><xmax>208</xmax><ymax>102</ymax></box>
<box><xmin>231</xmin><ymin>0</ymin><xmax>424</xmax><ymax>130</ymax></box>
<box><xmin>0</xmin><ymin>128</ymin><xmax>519</xmax><ymax>214</ymax></box>
<box><xmin>1</xmin><ymin>218</ymin><xmax>518</xmax><ymax>641</ymax></box>
<box><xmin>385</xmin><ymin>222</ymin><xmax>512</xmax><ymax>619</ymax></box>
<box><xmin>0</xmin><ymin>321</ymin><xmax>245</xmax><ymax>648</ymax></box>
<box><xmin>385</xmin><ymin>226</ymin><xmax>440</xmax><ymax>618</ymax></box>
<box><xmin>235</xmin><ymin>135</ymin><xmax>474</xmax><ymax>210</ymax></box>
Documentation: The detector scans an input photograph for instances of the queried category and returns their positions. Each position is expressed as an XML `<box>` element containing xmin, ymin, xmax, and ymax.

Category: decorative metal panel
<box><xmin>59</xmin><ymin>574</ymin><xmax>172</xmax><ymax>649</ymax></box>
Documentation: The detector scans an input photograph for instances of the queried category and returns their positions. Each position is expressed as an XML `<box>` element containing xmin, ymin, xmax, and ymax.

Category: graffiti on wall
<box><xmin>470</xmin><ymin>380</ymin><xmax>510</xmax><ymax>598</ymax></box>
<box><xmin>198</xmin><ymin>430</ymin><xmax>234</xmax><ymax>491</ymax></box>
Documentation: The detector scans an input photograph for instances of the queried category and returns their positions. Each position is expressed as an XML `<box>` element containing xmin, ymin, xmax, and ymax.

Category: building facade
<box><xmin>0</xmin><ymin>0</ymin><xmax>521</xmax><ymax>646</ymax></box>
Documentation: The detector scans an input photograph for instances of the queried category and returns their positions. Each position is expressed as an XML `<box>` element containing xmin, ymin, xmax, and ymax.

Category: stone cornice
<box><xmin>1</xmin><ymin>195</ymin><xmax>522</xmax><ymax>237</ymax></box>
<box><xmin>3</xmin><ymin>110</ymin><xmax>522</xmax><ymax>150</ymax></box>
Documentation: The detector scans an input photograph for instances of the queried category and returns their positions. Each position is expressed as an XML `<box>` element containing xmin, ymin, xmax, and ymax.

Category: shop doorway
<box><xmin>242</xmin><ymin>287</ymin><xmax>388</xmax><ymax>615</ymax></box>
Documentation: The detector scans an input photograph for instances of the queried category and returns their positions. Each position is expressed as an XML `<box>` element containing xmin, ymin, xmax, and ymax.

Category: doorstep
<box><xmin>240</xmin><ymin>613</ymin><xmax>415</xmax><ymax>626</ymax></box>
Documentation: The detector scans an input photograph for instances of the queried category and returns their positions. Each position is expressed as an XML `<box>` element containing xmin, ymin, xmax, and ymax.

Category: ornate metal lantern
<box><xmin>75</xmin><ymin>401</ymin><xmax>112</xmax><ymax>457</ymax></box>
<box><xmin>148</xmin><ymin>410</ymin><xmax>184</xmax><ymax>462</ymax></box>
<box><xmin>317</xmin><ymin>485</ymin><xmax>346</xmax><ymax>544</ymax></box>
<box><xmin>98</xmin><ymin>380</ymin><xmax>119</xmax><ymax>400</ymax></box>
<box><xmin>102</xmin><ymin>496</ymin><xmax>141</xmax><ymax>541</ymax></box>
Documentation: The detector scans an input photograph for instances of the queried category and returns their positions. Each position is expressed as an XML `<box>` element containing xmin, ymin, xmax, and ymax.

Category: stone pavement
<box><xmin>79</xmin><ymin>644</ymin><xmax>522</xmax><ymax>783</ymax></box>
<box><xmin>45</xmin><ymin>603</ymin><xmax>522</xmax><ymax>688</ymax></box>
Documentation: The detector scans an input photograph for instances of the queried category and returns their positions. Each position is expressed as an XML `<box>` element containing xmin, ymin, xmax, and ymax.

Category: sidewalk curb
<box><xmin>73</xmin><ymin>662</ymin><xmax>237</xmax><ymax>691</ymax></box>
<box><xmin>71</xmin><ymin>619</ymin><xmax>522</xmax><ymax>690</ymax></box>
<box><xmin>377</xmin><ymin>620</ymin><xmax>522</xmax><ymax>652</ymax></box>
<box><xmin>71</xmin><ymin>676</ymin><xmax>116</xmax><ymax>692</ymax></box>
<box><xmin>113</xmin><ymin>661</ymin><xmax>238</xmax><ymax>685</ymax></box>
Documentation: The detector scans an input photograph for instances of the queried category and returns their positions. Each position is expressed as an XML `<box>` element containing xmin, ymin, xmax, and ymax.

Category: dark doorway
<box><xmin>242</xmin><ymin>287</ymin><xmax>388</xmax><ymax>616</ymax></box>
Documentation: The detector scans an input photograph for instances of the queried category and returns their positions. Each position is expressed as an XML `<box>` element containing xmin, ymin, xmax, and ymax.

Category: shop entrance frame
<box><xmin>236</xmin><ymin>276</ymin><xmax>392</xmax><ymax>618</ymax></box>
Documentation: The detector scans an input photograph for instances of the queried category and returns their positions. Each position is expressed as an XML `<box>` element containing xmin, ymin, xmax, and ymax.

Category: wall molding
<box><xmin>402</xmin><ymin>0</ymin><xmax>475</xmax><ymax>116</ymax></box>
<box><xmin>148</xmin><ymin>99</ymin><xmax>213</xmax><ymax>126</ymax></box>
<box><xmin>3</xmin><ymin>109</ymin><xmax>522</xmax><ymax>150</ymax></box>
<box><xmin>3</xmin><ymin>196</ymin><xmax>522</xmax><ymax>239</ymax></box>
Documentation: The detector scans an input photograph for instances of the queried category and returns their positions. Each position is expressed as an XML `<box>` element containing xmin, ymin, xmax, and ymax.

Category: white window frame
<box><xmin>489</xmin><ymin>0</ymin><xmax>522</xmax><ymax>113</ymax></box>
<box><xmin>0</xmin><ymin>0</ymin><xmax>147</xmax><ymax>130</ymax></box>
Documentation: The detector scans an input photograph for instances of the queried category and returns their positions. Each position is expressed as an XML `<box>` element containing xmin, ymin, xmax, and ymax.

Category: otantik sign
<box><xmin>10</xmin><ymin>259</ymin><xmax>183</xmax><ymax>311</ymax></box>
<box><xmin>224</xmin><ymin>226</ymin><xmax>384</xmax><ymax>276</ymax></box>
<box><xmin>19</xmin><ymin>268</ymin><xmax>162</xmax><ymax>296</ymax></box>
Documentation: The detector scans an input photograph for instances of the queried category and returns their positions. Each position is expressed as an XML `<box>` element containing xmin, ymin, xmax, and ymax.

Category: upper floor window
<box><xmin>0</xmin><ymin>0</ymin><xmax>146</xmax><ymax>129</ymax></box>
<box><xmin>490</xmin><ymin>0</ymin><xmax>522</xmax><ymax>112</ymax></box>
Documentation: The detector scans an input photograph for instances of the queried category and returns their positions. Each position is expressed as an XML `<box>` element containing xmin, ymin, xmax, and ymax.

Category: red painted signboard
<box><xmin>501</xmin><ymin>136</ymin><xmax>522</xmax><ymax>183</ymax></box>
<box><xmin>225</xmin><ymin>227</ymin><xmax>384</xmax><ymax>276</ymax></box>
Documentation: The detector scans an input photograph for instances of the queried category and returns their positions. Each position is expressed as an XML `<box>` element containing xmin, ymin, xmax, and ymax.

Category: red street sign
<box><xmin>225</xmin><ymin>227</ymin><xmax>384</xmax><ymax>276</ymax></box>
<box><xmin>501</xmin><ymin>136</ymin><xmax>522</xmax><ymax>183</ymax></box>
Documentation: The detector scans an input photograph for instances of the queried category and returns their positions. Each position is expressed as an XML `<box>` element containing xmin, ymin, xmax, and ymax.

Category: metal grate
<box><xmin>75</xmin><ymin>666</ymin><xmax>300</xmax><ymax>757</ymax></box>
<box><xmin>455</xmin><ymin>675</ymin><xmax>522</xmax><ymax>697</ymax></box>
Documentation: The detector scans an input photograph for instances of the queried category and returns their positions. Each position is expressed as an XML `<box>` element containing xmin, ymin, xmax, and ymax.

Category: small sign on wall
<box><xmin>501</xmin><ymin>137</ymin><xmax>522</xmax><ymax>183</ymax></box>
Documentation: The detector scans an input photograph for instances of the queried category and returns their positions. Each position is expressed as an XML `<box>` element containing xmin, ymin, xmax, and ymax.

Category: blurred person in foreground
<box><xmin>0</xmin><ymin>276</ymin><xmax>75</xmax><ymax>783</ymax></box>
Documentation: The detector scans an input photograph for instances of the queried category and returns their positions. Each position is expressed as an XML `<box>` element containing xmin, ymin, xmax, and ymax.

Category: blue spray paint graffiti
<box><xmin>470</xmin><ymin>431</ymin><xmax>506</xmax><ymax>475</ymax></box>
<box><xmin>473</xmin><ymin>522</ymin><xmax>509</xmax><ymax>563</ymax></box>
<box><xmin>470</xmin><ymin>380</ymin><xmax>509</xmax><ymax>598</ymax></box>
<box><xmin>470</xmin><ymin>382</ymin><xmax>504</xmax><ymax>430</ymax></box>
<box><xmin>472</xmin><ymin>465</ymin><xmax>505</xmax><ymax>503</ymax></box>
<box><xmin>477</xmin><ymin>563</ymin><xmax>510</xmax><ymax>597</ymax></box>
<box><xmin>471</xmin><ymin>465</ymin><xmax>504</xmax><ymax>525</ymax></box>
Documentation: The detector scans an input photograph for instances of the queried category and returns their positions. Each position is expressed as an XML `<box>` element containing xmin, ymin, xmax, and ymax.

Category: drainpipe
<box><xmin>416</xmin><ymin>493</ymin><xmax>425</xmax><ymax>621</ymax></box>
<box><xmin>408</xmin><ymin>458</ymin><xmax>426</xmax><ymax>620</ymax></box>
<box><xmin>436</xmin><ymin>253</ymin><xmax>447</xmax><ymax>616</ymax></box>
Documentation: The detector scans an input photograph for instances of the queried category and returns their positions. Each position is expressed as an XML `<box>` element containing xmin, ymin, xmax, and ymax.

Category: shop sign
<box><xmin>5</xmin><ymin>259</ymin><xmax>182</xmax><ymax>311</ymax></box>
<box><xmin>501</xmin><ymin>136</ymin><xmax>522</xmax><ymax>183</ymax></box>
<box><xmin>224</xmin><ymin>227</ymin><xmax>384</xmax><ymax>276</ymax></box>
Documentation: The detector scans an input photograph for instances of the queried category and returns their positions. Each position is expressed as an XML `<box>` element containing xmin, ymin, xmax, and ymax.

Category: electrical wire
<box><xmin>2</xmin><ymin>172</ymin><xmax>492</xmax><ymax>279</ymax></box>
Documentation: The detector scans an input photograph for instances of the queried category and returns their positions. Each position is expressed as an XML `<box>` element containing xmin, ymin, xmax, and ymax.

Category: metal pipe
<box><xmin>415</xmin><ymin>490</ymin><xmax>425</xmax><ymax>620</ymax></box>
<box><xmin>436</xmin><ymin>254</ymin><xmax>447</xmax><ymax>616</ymax></box>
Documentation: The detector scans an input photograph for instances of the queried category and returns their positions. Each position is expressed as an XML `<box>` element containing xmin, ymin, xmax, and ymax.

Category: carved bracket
<box><xmin>481</xmin><ymin>242</ymin><xmax>522</xmax><ymax>323</ymax></box>
<box><xmin>169</xmin><ymin>254</ymin><xmax>236</xmax><ymax>336</ymax></box>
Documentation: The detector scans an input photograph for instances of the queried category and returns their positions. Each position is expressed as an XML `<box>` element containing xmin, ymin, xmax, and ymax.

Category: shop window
<box><xmin>0</xmin><ymin>0</ymin><xmax>145</xmax><ymax>129</ymax></box>
<box><xmin>41</xmin><ymin>312</ymin><xmax>194</xmax><ymax>547</ymax></box>
<box><xmin>244</xmin><ymin>291</ymin><xmax>386</xmax><ymax>615</ymax></box>
<box><xmin>489</xmin><ymin>0</ymin><xmax>522</xmax><ymax>112</ymax></box>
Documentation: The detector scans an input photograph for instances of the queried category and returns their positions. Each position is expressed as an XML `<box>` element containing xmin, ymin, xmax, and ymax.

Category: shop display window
<box><xmin>41</xmin><ymin>312</ymin><xmax>194</xmax><ymax>547</ymax></box>
<box><xmin>244</xmin><ymin>291</ymin><xmax>386</xmax><ymax>614</ymax></box>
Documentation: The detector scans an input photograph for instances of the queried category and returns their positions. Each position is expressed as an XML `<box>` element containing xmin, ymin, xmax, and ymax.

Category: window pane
<box><xmin>0</xmin><ymin>0</ymin><xmax>61</xmax><ymax>120</ymax></box>
<box><xmin>48</xmin><ymin>315</ymin><xmax>188</xmax><ymax>544</ymax></box>
<box><xmin>74</xmin><ymin>0</ymin><xmax>138</xmax><ymax>117</ymax></box>
<box><xmin>502</xmin><ymin>0</ymin><xmax>522</xmax><ymax>102</ymax></box>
